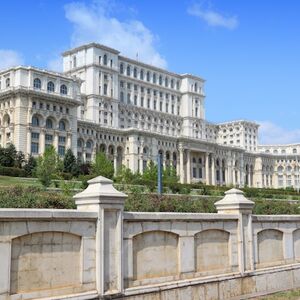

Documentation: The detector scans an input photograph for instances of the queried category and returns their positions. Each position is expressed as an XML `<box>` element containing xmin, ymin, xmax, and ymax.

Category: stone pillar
<box><xmin>39</xmin><ymin>129</ymin><xmax>45</xmax><ymax>155</ymax></box>
<box><xmin>205</xmin><ymin>153</ymin><xmax>210</xmax><ymax>185</ymax></box>
<box><xmin>215</xmin><ymin>189</ymin><xmax>255</xmax><ymax>274</ymax></box>
<box><xmin>211</xmin><ymin>156</ymin><xmax>216</xmax><ymax>186</ymax></box>
<box><xmin>53</xmin><ymin>131</ymin><xmax>59</xmax><ymax>152</ymax></box>
<box><xmin>114</xmin><ymin>154</ymin><xmax>118</xmax><ymax>176</ymax></box>
<box><xmin>186</xmin><ymin>150</ymin><xmax>191</xmax><ymax>184</ymax></box>
<box><xmin>179</xmin><ymin>147</ymin><xmax>185</xmax><ymax>184</ymax></box>
<box><xmin>74</xmin><ymin>176</ymin><xmax>127</xmax><ymax>296</ymax></box>
<box><xmin>26</xmin><ymin>127</ymin><xmax>31</xmax><ymax>156</ymax></box>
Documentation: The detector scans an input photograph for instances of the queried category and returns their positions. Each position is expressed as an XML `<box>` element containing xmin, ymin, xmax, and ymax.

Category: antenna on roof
<box><xmin>136</xmin><ymin>52</ymin><xmax>139</xmax><ymax>61</ymax></box>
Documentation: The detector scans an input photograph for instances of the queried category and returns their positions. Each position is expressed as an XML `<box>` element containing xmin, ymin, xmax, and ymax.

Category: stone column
<box><xmin>179</xmin><ymin>147</ymin><xmax>185</xmax><ymax>184</ymax></box>
<box><xmin>205</xmin><ymin>153</ymin><xmax>210</xmax><ymax>185</ymax></box>
<box><xmin>215</xmin><ymin>188</ymin><xmax>255</xmax><ymax>274</ymax></box>
<box><xmin>186</xmin><ymin>150</ymin><xmax>191</xmax><ymax>184</ymax></box>
<box><xmin>74</xmin><ymin>176</ymin><xmax>127</xmax><ymax>296</ymax></box>
<box><xmin>39</xmin><ymin>129</ymin><xmax>45</xmax><ymax>155</ymax></box>
<box><xmin>53</xmin><ymin>131</ymin><xmax>59</xmax><ymax>152</ymax></box>
<box><xmin>211</xmin><ymin>156</ymin><xmax>216</xmax><ymax>186</ymax></box>
<box><xmin>26</xmin><ymin>127</ymin><xmax>31</xmax><ymax>156</ymax></box>
<box><xmin>114</xmin><ymin>154</ymin><xmax>118</xmax><ymax>176</ymax></box>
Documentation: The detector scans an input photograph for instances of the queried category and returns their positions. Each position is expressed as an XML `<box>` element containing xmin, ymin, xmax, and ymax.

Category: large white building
<box><xmin>0</xmin><ymin>42</ymin><xmax>299</xmax><ymax>189</ymax></box>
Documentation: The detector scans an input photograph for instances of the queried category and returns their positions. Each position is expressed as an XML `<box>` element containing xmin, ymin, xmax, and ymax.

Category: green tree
<box><xmin>115</xmin><ymin>165</ymin><xmax>135</xmax><ymax>183</ymax></box>
<box><xmin>63</xmin><ymin>148</ymin><xmax>79</xmax><ymax>176</ymax></box>
<box><xmin>0</xmin><ymin>144</ymin><xmax>17</xmax><ymax>167</ymax></box>
<box><xmin>15</xmin><ymin>151</ymin><xmax>25</xmax><ymax>168</ymax></box>
<box><xmin>36</xmin><ymin>146</ymin><xmax>59</xmax><ymax>187</ymax></box>
<box><xmin>92</xmin><ymin>151</ymin><xmax>114</xmax><ymax>179</ymax></box>
<box><xmin>142</xmin><ymin>160</ymin><xmax>157</xmax><ymax>182</ymax></box>
<box><xmin>24</xmin><ymin>155</ymin><xmax>37</xmax><ymax>177</ymax></box>
<box><xmin>163</xmin><ymin>166</ymin><xmax>179</xmax><ymax>185</ymax></box>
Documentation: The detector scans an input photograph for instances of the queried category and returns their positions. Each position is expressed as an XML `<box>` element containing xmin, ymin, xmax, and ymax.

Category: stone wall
<box><xmin>2</xmin><ymin>177</ymin><xmax>300</xmax><ymax>299</ymax></box>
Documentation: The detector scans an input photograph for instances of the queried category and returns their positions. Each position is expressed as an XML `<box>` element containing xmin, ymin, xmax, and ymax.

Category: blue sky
<box><xmin>1</xmin><ymin>0</ymin><xmax>300</xmax><ymax>144</ymax></box>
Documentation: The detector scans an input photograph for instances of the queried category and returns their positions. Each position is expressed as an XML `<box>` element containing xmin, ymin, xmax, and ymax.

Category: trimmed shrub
<box><xmin>0</xmin><ymin>166</ymin><xmax>26</xmax><ymax>177</ymax></box>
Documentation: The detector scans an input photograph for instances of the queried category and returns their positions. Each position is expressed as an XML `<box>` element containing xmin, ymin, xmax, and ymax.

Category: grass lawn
<box><xmin>0</xmin><ymin>175</ymin><xmax>42</xmax><ymax>187</ymax></box>
<box><xmin>254</xmin><ymin>289</ymin><xmax>300</xmax><ymax>299</ymax></box>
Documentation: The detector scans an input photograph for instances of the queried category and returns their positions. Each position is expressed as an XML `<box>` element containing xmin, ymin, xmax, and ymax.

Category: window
<box><xmin>104</xmin><ymin>84</ymin><xmax>107</xmax><ymax>95</ymax></box>
<box><xmin>171</xmin><ymin>79</ymin><xmax>174</xmax><ymax>88</ymax></box>
<box><xmin>86</xmin><ymin>141</ymin><xmax>92</xmax><ymax>148</ymax></box>
<box><xmin>58</xmin><ymin>145</ymin><xmax>65</xmax><ymax>156</ymax></box>
<box><xmin>31</xmin><ymin>132</ymin><xmax>39</xmax><ymax>139</ymax></box>
<box><xmin>5</xmin><ymin>78</ymin><xmax>10</xmax><ymax>88</ymax></box>
<box><xmin>73</xmin><ymin>56</ymin><xmax>77</xmax><ymax>68</ymax></box>
<box><xmin>126</xmin><ymin>65</ymin><xmax>131</xmax><ymax>76</ymax></box>
<box><xmin>165</xmin><ymin>77</ymin><xmax>168</xmax><ymax>87</ymax></box>
<box><xmin>45</xmin><ymin>134</ymin><xmax>53</xmax><ymax>142</ymax></box>
<box><xmin>103</xmin><ymin>54</ymin><xmax>107</xmax><ymax>65</ymax></box>
<box><xmin>59</xmin><ymin>136</ymin><xmax>66</xmax><ymax>143</ymax></box>
<box><xmin>46</xmin><ymin>118</ymin><xmax>53</xmax><ymax>129</ymax></box>
<box><xmin>31</xmin><ymin>142</ymin><xmax>39</xmax><ymax>154</ymax></box>
<box><xmin>134</xmin><ymin>95</ymin><xmax>137</xmax><ymax>105</ymax></box>
<box><xmin>47</xmin><ymin>81</ymin><xmax>55</xmax><ymax>92</ymax></box>
<box><xmin>120</xmin><ymin>63</ymin><xmax>124</xmax><ymax>74</ymax></box>
<box><xmin>32</xmin><ymin>116</ymin><xmax>39</xmax><ymax>127</ymax></box>
<box><xmin>60</xmin><ymin>84</ymin><xmax>68</xmax><ymax>95</ymax></box>
<box><xmin>120</xmin><ymin>91</ymin><xmax>124</xmax><ymax>102</ymax></box>
<box><xmin>133</xmin><ymin>68</ymin><xmax>137</xmax><ymax>78</ymax></box>
<box><xmin>159</xmin><ymin>75</ymin><xmax>162</xmax><ymax>85</ymax></box>
<box><xmin>153</xmin><ymin>73</ymin><xmax>156</xmax><ymax>84</ymax></box>
<box><xmin>59</xmin><ymin>120</ymin><xmax>66</xmax><ymax>131</ymax></box>
<box><xmin>33</xmin><ymin>78</ymin><xmax>41</xmax><ymax>89</ymax></box>
<box><xmin>147</xmin><ymin>71</ymin><xmax>150</xmax><ymax>82</ymax></box>
<box><xmin>140</xmin><ymin>69</ymin><xmax>144</xmax><ymax>80</ymax></box>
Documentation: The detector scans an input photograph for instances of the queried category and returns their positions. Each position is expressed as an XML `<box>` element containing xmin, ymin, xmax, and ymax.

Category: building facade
<box><xmin>0</xmin><ymin>43</ymin><xmax>298</xmax><ymax>189</ymax></box>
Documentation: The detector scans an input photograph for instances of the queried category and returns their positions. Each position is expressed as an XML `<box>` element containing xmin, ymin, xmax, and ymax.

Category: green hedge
<box><xmin>0</xmin><ymin>166</ymin><xmax>26</xmax><ymax>177</ymax></box>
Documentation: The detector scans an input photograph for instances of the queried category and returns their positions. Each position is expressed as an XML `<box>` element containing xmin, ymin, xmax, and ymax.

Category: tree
<box><xmin>142</xmin><ymin>160</ymin><xmax>157</xmax><ymax>182</ymax></box>
<box><xmin>63</xmin><ymin>148</ymin><xmax>79</xmax><ymax>176</ymax></box>
<box><xmin>36</xmin><ymin>146</ymin><xmax>59</xmax><ymax>187</ymax></box>
<box><xmin>115</xmin><ymin>165</ymin><xmax>135</xmax><ymax>183</ymax></box>
<box><xmin>15</xmin><ymin>151</ymin><xmax>25</xmax><ymax>169</ymax></box>
<box><xmin>92</xmin><ymin>152</ymin><xmax>114</xmax><ymax>179</ymax></box>
<box><xmin>0</xmin><ymin>144</ymin><xmax>17</xmax><ymax>167</ymax></box>
<box><xmin>163</xmin><ymin>166</ymin><xmax>179</xmax><ymax>185</ymax></box>
<box><xmin>24</xmin><ymin>155</ymin><xmax>37</xmax><ymax>177</ymax></box>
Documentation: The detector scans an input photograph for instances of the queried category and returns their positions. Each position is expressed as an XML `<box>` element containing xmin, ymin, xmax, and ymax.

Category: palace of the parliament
<box><xmin>0</xmin><ymin>43</ymin><xmax>298</xmax><ymax>189</ymax></box>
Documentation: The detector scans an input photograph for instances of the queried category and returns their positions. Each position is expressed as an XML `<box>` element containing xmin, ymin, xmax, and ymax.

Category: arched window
<box><xmin>146</xmin><ymin>71</ymin><xmax>150</xmax><ymax>82</ymax></box>
<box><xmin>103</xmin><ymin>54</ymin><xmax>107</xmax><ymax>65</ymax></box>
<box><xmin>86</xmin><ymin>141</ymin><xmax>92</xmax><ymax>149</ymax></box>
<box><xmin>32</xmin><ymin>116</ymin><xmax>39</xmax><ymax>127</ymax></box>
<box><xmin>293</xmin><ymin>148</ymin><xmax>297</xmax><ymax>154</ymax></box>
<box><xmin>6</xmin><ymin>78</ymin><xmax>10</xmax><ymax>88</ymax></box>
<box><xmin>194</xmin><ymin>83</ymin><xmax>198</xmax><ymax>92</ymax></box>
<box><xmin>126</xmin><ymin>65</ymin><xmax>131</xmax><ymax>76</ymax></box>
<box><xmin>46</xmin><ymin>118</ymin><xmax>53</xmax><ymax>129</ymax></box>
<box><xmin>133</xmin><ymin>68</ymin><xmax>137</xmax><ymax>78</ymax></box>
<box><xmin>120</xmin><ymin>63</ymin><xmax>124</xmax><ymax>74</ymax></box>
<box><xmin>140</xmin><ymin>69</ymin><xmax>144</xmax><ymax>80</ymax></box>
<box><xmin>165</xmin><ymin>77</ymin><xmax>168</xmax><ymax>87</ymax></box>
<box><xmin>33</xmin><ymin>78</ymin><xmax>41</xmax><ymax>89</ymax></box>
<box><xmin>47</xmin><ymin>81</ymin><xmax>55</xmax><ymax>92</ymax></box>
<box><xmin>60</xmin><ymin>84</ymin><xmax>68</xmax><ymax>95</ymax></box>
<box><xmin>59</xmin><ymin>120</ymin><xmax>66</xmax><ymax>131</ymax></box>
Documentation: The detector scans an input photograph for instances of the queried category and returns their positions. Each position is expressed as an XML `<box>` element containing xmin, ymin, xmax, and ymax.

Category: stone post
<box><xmin>73</xmin><ymin>176</ymin><xmax>127</xmax><ymax>296</ymax></box>
<box><xmin>215</xmin><ymin>188</ymin><xmax>255</xmax><ymax>274</ymax></box>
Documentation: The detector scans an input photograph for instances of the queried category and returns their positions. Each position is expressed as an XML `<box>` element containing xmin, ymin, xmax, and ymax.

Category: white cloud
<box><xmin>64</xmin><ymin>1</ymin><xmax>167</xmax><ymax>68</ymax></box>
<box><xmin>0</xmin><ymin>50</ymin><xmax>24</xmax><ymax>70</ymax></box>
<box><xmin>258</xmin><ymin>121</ymin><xmax>300</xmax><ymax>145</ymax></box>
<box><xmin>187</xmin><ymin>4</ymin><xmax>238</xmax><ymax>30</ymax></box>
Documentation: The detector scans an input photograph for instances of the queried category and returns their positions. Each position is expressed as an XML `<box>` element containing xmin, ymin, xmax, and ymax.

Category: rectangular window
<box><xmin>45</xmin><ymin>134</ymin><xmax>53</xmax><ymax>142</ymax></box>
<box><xmin>31</xmin><ymin>132</ymin><xmax>39</xmax><ymax>140</ymax></box>
<box><xmin>31</xmin><ymin>142</ymin><xmax>39</xmax><ymax>154</ymax></box>
<box><xmin>58</xmin><ymin>145</ymin><xmax>65</xmax><ymax>156</ymax></box>
<box><xmin>193</xmin><ymin>168</ymin><xmax>197</xmax><ymax>178</ymax></box>
<box><xmin>59</xmin><ymin>136</ymin><xmax>66</xmax><ymax>143</ymax></box>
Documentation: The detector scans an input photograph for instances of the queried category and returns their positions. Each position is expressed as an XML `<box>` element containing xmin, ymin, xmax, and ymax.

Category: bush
<box><xmin>0</xmin><ymin>186</ymin><xmax>75</xmax><ymax>209</ymax></box>
<box><xmin>0</xmin><ymin>166</ymin><xmax>26</xmax><ymax>177</ymax></box>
